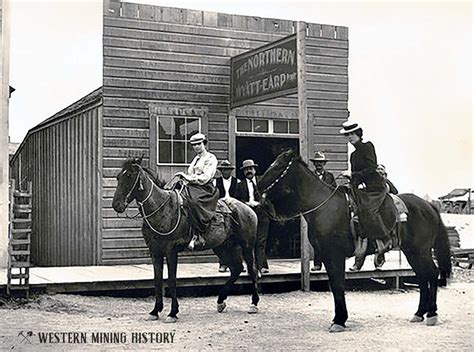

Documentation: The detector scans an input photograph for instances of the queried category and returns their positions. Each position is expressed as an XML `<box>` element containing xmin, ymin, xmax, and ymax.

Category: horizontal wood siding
<box><xmin>102</xmin><ymin>2</ymin><xmax>348</xmax><ymax>263</ymax></box>
<box><xmin>9</xmin><ymin>101</ymin><xmax>102</xmax><ymax>266</ymax></box>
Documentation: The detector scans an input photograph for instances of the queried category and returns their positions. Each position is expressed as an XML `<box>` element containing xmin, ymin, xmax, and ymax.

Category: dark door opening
<box><xmin>236</xmin><ymin>136</ymin><xmax>300</xmax><ymax>259</ymax></box>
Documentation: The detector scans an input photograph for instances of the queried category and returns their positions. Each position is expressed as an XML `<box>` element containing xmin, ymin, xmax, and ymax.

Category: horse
<box><xmin>112</xmin><ymin>157</ymin><xmax>260</xmax><ymax>322</ymax></box>
<box><xmin>258</xmin><ymin>150</ymin><xmax>452</xmax><ymax>332</ymax></box>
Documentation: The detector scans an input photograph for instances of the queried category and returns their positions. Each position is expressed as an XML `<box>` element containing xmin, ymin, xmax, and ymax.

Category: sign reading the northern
<box><xmin>230</xmin><ymin>34</ymin><xmax>297</xmax><ymax>109</ymax></box>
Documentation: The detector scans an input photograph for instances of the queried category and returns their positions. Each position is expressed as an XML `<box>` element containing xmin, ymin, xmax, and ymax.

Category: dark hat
<box><xmin>339</xmin><ymin>121</ymin><xmax>362</xmax><ymax>134</ymax></box>
<box><xmin>217</xmin><ymin>159</ymin><xmax>235</xmax><ymax>170</ymax></box>
<box><xmin>240</xmin><ymin>159</ymin><xmax>258</xmax><ymax>170</ymax></box>
<box><xmin>189</xmin><ymin>133</ymin><xmax>207</xmax><ymax>145</ymax></box>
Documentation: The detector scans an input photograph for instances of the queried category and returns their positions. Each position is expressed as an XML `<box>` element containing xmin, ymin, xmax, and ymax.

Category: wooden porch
<box><xmin>0</xmin><ymin>251</ymin><xmax>414</xmax><ymax>294</ymax></box>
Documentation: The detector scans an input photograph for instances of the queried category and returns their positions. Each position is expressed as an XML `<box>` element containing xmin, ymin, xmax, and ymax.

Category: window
<box><xmin>236</xmin><ymin>118</ymin><xmax>299</xmax><ymax>135</ymax></box>
<box><xmin>157</xmin><ymin>116</ymin><xmax>201</xmax><ymax>164</ymax></box>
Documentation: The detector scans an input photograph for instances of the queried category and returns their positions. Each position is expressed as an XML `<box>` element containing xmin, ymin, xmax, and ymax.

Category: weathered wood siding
<box><xmin>102</xmin><ymin>2</ymin><xmax>348</xmax><ymax>264</ymax></box>
<box><xmin>10</xmin><ymin>92</ymin><xmax>102</xmax><ymax>266</ymax></box>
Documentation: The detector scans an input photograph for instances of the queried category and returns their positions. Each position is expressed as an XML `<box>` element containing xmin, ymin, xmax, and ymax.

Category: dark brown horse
<box><xmin>258</xmin><ymin>150</ymin><xmax>452</xmax><ymax>332</ymax></box>
<box><xmin>112</xmin><ymin>157</ymin><xmax>259</xmax><ymax>322</ymax></box>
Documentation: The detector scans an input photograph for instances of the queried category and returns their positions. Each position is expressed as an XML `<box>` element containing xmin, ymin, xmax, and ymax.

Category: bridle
<box><xmin>119</xmin><ymin>164</ymin><xmax>182</xmax><ymax>236</ymax></box>
<box><xmin>261</xmin><ymin>156</ymin><xmax>341</xmax><ymax>221</ymax></box>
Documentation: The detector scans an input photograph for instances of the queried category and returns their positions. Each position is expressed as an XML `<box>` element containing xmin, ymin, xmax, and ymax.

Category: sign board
<box><xmin>230</xmin><ymin>34</ymin><xmax>297</xmax><ymax>109</ymax></box>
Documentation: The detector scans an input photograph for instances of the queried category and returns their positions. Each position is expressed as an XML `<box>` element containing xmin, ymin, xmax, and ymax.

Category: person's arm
<box><xmin>387</xmin><ymin>179</ymin><xmax>398</xmax><ymax>194</ymax></box>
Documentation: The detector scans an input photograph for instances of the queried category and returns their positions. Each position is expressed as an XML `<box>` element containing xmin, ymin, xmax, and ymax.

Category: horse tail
<box><xmin>430</xmin><ymin>203</ymin><xmax>452</xmax><ymax>286</ymax></box>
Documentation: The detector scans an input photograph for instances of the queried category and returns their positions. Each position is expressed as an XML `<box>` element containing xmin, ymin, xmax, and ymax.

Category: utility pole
<box><xmin>0</xmin><ymin>0</ymin><xmax>12</xmax><ymax>269</ymax></box>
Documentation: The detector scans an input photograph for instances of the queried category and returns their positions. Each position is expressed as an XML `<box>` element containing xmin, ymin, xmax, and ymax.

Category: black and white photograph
<box><xmin>0</xmin><ymin>0</ymin><xmax>472</xmax><ymax>350</ymax></box>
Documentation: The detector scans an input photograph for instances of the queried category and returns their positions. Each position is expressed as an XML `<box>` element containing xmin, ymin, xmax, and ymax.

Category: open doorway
<box><xmin>236</xmin><ymin>136</ymin><xmax>300</xmax><ymax>259</ymax></box>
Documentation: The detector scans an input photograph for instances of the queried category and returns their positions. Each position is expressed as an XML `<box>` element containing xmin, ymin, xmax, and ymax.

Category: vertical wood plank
<box><xmin>228</xmin><ymin>111</ymin><xmax>236</xmax><ymax>168</ymax></box>
<box><xmin>97</xmin><ymin>104</ymin><xmax>103</xmax><ymax>265</ymax></box>
<box><xmin>297</xmin><ymin>21</ymin><xmax>311</xmax><ymax>292</ymax></box>
<box><xmin>149</xmin><ymin>107</ymin><xmax>157</xmax><ymax>173</ymax></box>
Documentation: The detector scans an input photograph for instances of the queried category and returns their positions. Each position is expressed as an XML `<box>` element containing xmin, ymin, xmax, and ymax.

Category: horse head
<box><xmin>259</xmin><ymin>148</ymin><xmax>300</xmax><ymax>197</ymax></box>
<box><xmin>112</xmin><ymin>156</ymin><xmax>143</xmax><ymax>213</ymax></box>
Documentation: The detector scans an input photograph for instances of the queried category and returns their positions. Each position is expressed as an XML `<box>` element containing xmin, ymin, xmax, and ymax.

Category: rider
<box><xmin>340</xmin><ymin>121</ymin><xmax>393</xmax><ymax>266</ymax></box>
<box><xmin>175</xmin><ymin>133</ymin><xmax>219</xmax><ymax>251</ymax></box>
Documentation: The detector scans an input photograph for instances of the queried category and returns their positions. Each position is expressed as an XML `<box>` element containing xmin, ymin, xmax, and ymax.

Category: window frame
<box><xmin>149</xmin><ymin>105</ymin><xmax>209</xmax><ymax>169</ymax></box>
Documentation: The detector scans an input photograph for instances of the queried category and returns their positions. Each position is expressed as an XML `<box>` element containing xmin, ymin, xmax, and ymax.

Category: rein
<box><xmin>122</xmin><ymin>164</ymin><xmax>182</xmax><ymax>236</ymax></box>
<box><xmin>262</xmin><ymin>156</ymin><xmax>341</xmax><ymax>221</ymax></box>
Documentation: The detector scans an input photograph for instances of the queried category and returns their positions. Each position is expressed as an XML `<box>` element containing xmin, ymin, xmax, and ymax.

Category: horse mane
<box><xmin>123</xmin><ymin>158</ymin><xmax>166</xmax><ymax>188</ymax></box>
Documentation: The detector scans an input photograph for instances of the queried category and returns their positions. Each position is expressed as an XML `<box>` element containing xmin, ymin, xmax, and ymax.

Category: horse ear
<box><xmin>138</xmin><ymin>155</ymin><xmax>144</xmax><ymax>164</ymax></box>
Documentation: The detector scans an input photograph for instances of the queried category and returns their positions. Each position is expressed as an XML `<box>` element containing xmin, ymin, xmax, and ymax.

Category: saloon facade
<box><xmin>10</xmin><ymin>1</ymin><xmax>349</xmax><ymax>266</ymax></box>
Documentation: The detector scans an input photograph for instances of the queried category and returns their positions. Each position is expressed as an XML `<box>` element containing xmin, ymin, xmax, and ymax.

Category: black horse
<box><xmin>258</xmin><ymin>150</ymin><xmax>452</xmax><ymax>332</ymax></box>
<box><xmin>112</xmin><ymin>157</ymin><xmax>260</xmax><ymax>322</ymax></box>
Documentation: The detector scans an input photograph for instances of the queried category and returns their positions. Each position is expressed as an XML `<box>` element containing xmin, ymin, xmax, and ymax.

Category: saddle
<box><xmin>345</xmin><ymin>189</ymin><xmax>409</xmax><ymax>252</ymax></box>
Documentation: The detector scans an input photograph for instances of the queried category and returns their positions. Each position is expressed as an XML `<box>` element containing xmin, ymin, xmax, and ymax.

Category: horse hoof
<box><xmin>248</xmin><ymin>304</ymin><xmax>258</xmax><ymax>314</ymax></box>
<box><xmin>146</xmin><ymin>314</ymin><xmax>158</xmax><ymax>321</ymax></box>
<box><xmin>409</xmin><ymin>315</ymin><xmax>424</xmax><ymax>323</ymax></box>
<box><xmin>164</xmin><ymin>316</ymin><xmax>178</xmax><ymax>324</ymax></box>
<box><xmin>426</xmin><ymin>315</ymin><xmax>438</xmax><ymax>326</ymax></box>
<box><xmin>329</xmin><ymin>324</ymin><xmax>345</xmax><ymax>333</ymax></box>
<box><xmin>217</xmin><ymin>302</ymin><xmax>227</xmax><ymax>313</ymax></box>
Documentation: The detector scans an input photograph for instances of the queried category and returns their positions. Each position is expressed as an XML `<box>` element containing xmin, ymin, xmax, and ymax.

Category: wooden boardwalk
<box><xmin>0</xmin><ymin>251</ymin><xmax>414</xmax><ymax>294</ymax></box>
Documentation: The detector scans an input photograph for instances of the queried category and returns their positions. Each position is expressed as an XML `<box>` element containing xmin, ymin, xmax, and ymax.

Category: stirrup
<box><xmin>375</xmin><ymin>238</ymin><xmax>392</xmax><ymax>255</ymax></box>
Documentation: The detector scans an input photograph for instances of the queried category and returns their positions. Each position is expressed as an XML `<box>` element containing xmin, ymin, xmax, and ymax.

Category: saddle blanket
<box><xmin>389</xmin><ymin>194</ymin><xmax>409</xmax><ymax>222</ymax></box>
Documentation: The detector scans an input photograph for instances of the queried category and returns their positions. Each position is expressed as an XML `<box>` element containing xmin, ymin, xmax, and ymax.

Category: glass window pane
<box><xmin>186</xmin><ymin>118</ymin><xmax>200</xmax><ymax>139</ymax></box>
<box><xmin>159</xmin><ymin>141</ymin><xmax>171</xmax><ymax>163</ymax></box>
<box><xmin>253</xmin><ymin>119</ymin><xmax>268</xmax><ymax>133</ymax></box>
<box><xmin>237</xmin><ymin>119</ymin><xmax>251</xmax><ymax>132</ymax></box>
<box><xmin>173</xmin><ymin>118</ymin><xmax>186</xmax><ymax>140</ymax></box>
<box><xmin>186</xmin><ymin>143</ymin><xmax>195</xmax><ymax>163</ymax></box>
<box><xmin>289</xmin><ymin>121</ymin><xmax>299</xmax><ymax>134</ymax></box>
<box><xmin>158</xmin><ymin>117</ymin><xmax>173</xmax><ymax>139</ymax></box>
<box><xmin>173</xmin><ymin>142</ymin><xmax>185</xmax><ymax>163</ymax></box>
<box><xmin>274</xmin><ymin>120</ymin><xmax>288</xmax><ymax>133</ymax></box>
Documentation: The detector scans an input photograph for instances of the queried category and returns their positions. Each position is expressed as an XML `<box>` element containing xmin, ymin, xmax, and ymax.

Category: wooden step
<box><xmin>8</xmin><ymin>273</ymin><xmax>30</xmax><ymax>280</ymax></box>
<box><xmin>13</xmin><ymin>208</ymin><xmax>32</xmax><ymax>214</ymax></box>
<box><xmin>12</xmin><ymin>219</ymin><xmax>31</xmax><ymax>224</ymax></box>
<box><xmin>10</xmin><ymin>250</ymin><xmax>31</xmax><ymax>256</ymax></box>
<box><xmin>14</xmin><ymin>191</ymin><xmax>32</xmax><ymax>198</ymax></box>
<box><xmin>11</xmin><ymin>229</ymin><xmax>31</xmax><ymax>234</ymax></box>
<box><xmin>7</xmin><ymin>285</ymin><xmax>30</xmax><ymax>290</ymax></box>
<box><xmin>10</xmin><ymin>261</ymin><xmax>30</xmax><ymax>268</ymax></box>
<box><xmin>10</xmin><ymin>239</ymin><xmax>31</xmax><ymax>245</ymax></box>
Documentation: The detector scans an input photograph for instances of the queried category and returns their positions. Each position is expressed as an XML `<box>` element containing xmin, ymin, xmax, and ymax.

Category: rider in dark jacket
<box><xmin>340</xmin><ymin>122</ymin><xmax>393</xmax><ymax>269</ymax></box>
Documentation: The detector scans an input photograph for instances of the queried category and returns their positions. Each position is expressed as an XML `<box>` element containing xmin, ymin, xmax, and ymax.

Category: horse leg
<box><xmin>424</xmin><ymin>256</ymin><xmax>441</xmax><ymax>325</ymax></box>
<box><xmin>241</xmin><ymin>244</ymin><xmax>260</xmax><ymax>312</ymax></box>
<box><xmin>148</xmin><ymin>252</ymin><xmax>164</xmax><ymax>320</ymax></box>
<box><xmin>323</xmin><ymin>250</ymin><xmax>348</xmax><ymax>332</ymax></box>
<box><xmin>164</xmin><ymin>248</ymin><xmax>179</xmax><ymax>323</ymax></box>
<box><xmin>215</xmin><ymin>244</ymin><xmax>243</xmax><ymax>313</ymax></box>
<box><xmin>403</xmin><ymin>249</ymin><xmax>429</xmax><ymax>322</ymax></box>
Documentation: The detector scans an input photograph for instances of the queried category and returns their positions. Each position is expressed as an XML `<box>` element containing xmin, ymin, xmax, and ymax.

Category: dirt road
<box><xmin>1</xmin><ymin>268</ymin><xmax>472</xmax><ymax>351</ymax></box>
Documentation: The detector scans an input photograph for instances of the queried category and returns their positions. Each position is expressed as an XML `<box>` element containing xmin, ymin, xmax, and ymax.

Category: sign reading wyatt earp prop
<box><xmin>230</xmin><ymin>34</ymin><xmax>297</xmax><ymax>109</ymax></box>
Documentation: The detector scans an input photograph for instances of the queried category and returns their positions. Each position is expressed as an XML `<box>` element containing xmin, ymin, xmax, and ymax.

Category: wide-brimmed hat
<box><xmin>189</xmin><ymin>133</ymin><xmax>207</xmax><ymax>145</ymax></box>
<box><xmin>339</xmin><ymin>121</ymin><xmax>362</xmax><ymax>134</ymax></box>
<box><xmin>310</xmin><ymin>151</ymin><xmax>327</xmax><ymax>162</ymax></box>
<box><xmin>217</xmin><ymin>159</ymin><xmax>235</xmax><ymax>170</ymax></box>
<box><xmin>240</xmin><ymin>159</ymin><xmax>258</xmax><ymax>170</ymax></box>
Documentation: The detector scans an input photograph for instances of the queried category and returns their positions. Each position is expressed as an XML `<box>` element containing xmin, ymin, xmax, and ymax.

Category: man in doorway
<box><xmin>309</xmin><ymin>151</ymin><xmax>336</xmax><ymax>271</ymax></box>
<box><xmin>235</xmin><ymin>159</ymin><xmax>270</xmax><ymax>274</ymax></box>
<box><xmin>214</xmin><ymin>159</ymin><xmax>239</xmax><ymax>272</ymax></box>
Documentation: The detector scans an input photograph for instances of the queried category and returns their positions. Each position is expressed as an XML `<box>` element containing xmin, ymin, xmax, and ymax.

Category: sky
<box><xmin>6</xmin><ymin>0</ymin><xmax>473</xmax><ymax>198</ymax></box>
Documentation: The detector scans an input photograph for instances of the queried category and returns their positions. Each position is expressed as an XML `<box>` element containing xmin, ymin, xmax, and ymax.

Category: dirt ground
<box><xmin>1</xmin><ymin>267</ymin><xmax>473</xmax><ymax>351</ymax></box>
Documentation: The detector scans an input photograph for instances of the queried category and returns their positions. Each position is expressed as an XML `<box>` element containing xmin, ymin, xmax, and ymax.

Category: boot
<box><xmin>374</xmin><ymin>253</ymin><xmax>385</xmax><ymax>270</ymax></box>
<box><xmin>350</xmin><ymin>238</ymin><xmax>368</xmax><ymax>271</ymax></box>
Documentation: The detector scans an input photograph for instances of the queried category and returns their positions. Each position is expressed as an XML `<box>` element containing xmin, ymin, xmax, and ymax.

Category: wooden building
<box><xmin>10</xmin><ymin>1</ymin><xmax>348</xmax><ymax>266</ymax></box>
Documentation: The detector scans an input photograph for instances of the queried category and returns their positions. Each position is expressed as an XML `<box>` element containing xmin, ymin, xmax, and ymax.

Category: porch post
<box><xmin>297</xmin><ymin>21</ymin><xmax>311</xmax><ymax>292</ymax></box>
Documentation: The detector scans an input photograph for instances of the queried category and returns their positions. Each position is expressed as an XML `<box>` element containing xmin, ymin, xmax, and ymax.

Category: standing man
<box><xmin>309</xmin><ymin>151</ymin><xmax>336</xmax><ymax>271</ymax></box>
<box><xmin>214</xmin><ymin>159</ymin><xmax>239</xmax><ymax>272</ymax></box>
<box><xmin>235</xmin><ymin>159</ymin><xmax>270</xmax><ymax>274</ymax></box>
<box><xmin>215</xmin><ymin>159</ymin><xmax>239</xmax><ymax>199</ymax></box>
